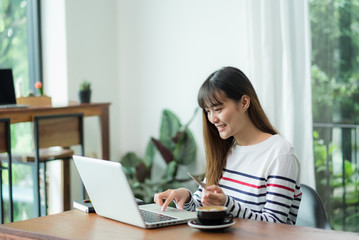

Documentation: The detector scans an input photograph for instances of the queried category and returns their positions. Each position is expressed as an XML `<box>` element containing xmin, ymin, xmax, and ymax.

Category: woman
<box><xmin>154</xmin><ymin>66</ymin><xmax>302</xmax><ymax>224</ymax></box>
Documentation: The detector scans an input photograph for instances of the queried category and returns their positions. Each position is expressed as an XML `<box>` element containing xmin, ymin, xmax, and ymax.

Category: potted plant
<box><xmin>79</xmin><ymin>80</ymin><xmax>91</xmax><ymax>103</ymax></box>
<box><xmin>120</xmin><ymin>108</ymin><xmax>201</xmax><ymax>203</ymax></box>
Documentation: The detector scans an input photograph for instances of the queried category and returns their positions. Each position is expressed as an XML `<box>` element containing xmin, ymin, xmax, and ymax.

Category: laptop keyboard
<box><xmin>140</xmin><ymin>209</ymin><xmax>177</xmax><ymax>223</ymax></box>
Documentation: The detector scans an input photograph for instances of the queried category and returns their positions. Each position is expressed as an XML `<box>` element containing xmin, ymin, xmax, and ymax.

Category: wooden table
<box><xmin>0</xmin><ymin>210</ymin><xmax>358</xmax><ymax>240</ymax></box>
<box><xmin>0</xmin><ymin>102</ymin><xmax>111</xmax><ymax>211</ymax></box>
<box><xmin>0</xmin><ymin>102</ymin><xmax>111</xmax><ymax>160</ymax></box>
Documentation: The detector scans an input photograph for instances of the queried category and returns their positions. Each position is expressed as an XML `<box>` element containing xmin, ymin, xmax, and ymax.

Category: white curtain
<box><xmin>243</xmin><ymin>0</ymin><xmax>315</xmax><ymax>187</ymax></box>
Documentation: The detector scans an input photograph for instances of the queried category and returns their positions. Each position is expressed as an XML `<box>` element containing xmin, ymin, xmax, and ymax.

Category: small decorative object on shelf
<box><xmin>16</xmin><ymin>81</ymin><xmax>52</xmax><ymax>106</ymax></box>
<box><xmin>34</xmin><ymin>81</ymin><xmax>44</xmax><ymax>95</ymax></box>
<box><xmin>79</xmin><ymin>80</ymin><xmax>91</xmax><ymax>103</ymax></box>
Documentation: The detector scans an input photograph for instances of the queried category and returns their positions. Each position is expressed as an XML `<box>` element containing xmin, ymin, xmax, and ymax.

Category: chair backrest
<box><xmin>296</xmin><ymin>184</ymin><xmax>331</xmax><ymax>230</ymax></box>
<box><xmin>0</xmin><ymin>118</ymin><xmax>13</xmax><ymax>223</ymax></box>
<box><xmin>0</xmin><ymin>119</ymin><xmax>10</xmax><ymax>153</ymax></box>
<box><xmin>34</xmin><ymin>113</ymin><xmax>84</xmax><ymax>149</ymax></box>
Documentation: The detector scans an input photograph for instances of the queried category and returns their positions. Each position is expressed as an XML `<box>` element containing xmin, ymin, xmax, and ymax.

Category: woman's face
<box><xmin>204</xmin><ymin>96</ymin><xmax>249</xmax><ymax>140</ymax></box>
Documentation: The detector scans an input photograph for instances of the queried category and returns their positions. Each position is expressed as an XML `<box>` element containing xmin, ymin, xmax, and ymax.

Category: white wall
<box><xmin>43</xmin><ymin>0</ymin><xmax>252</xmax><ymax>164</ymax></box>
<box><xmin>41</xmin><ymin>0</ymin><xmax>68</xmax><ymax>105</ymax></box>
<box><xmin>41</xmin><ymin>0</ymin><xmax>120</xmax><ymax>208</ymax></box>
<box><xmin>43</xmin><ymin>0</ymin><xmax>119</xmax><ymax>160</ymax></box>
<box><xmin>65</xmin><ymin>0</ymin><xmax>119</xmax><ymax>159</ymax></box>
<box><xmin>117</xmin><ymin>0</ymin><xmax>249</xmax><ymax>170</ymax></box>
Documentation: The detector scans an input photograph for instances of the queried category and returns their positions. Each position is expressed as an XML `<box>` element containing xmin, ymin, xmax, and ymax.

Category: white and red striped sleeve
<box><xmin>222</xmin><ymin>153</ymin><xmax>302</xmax><ymax>224</ymax></box>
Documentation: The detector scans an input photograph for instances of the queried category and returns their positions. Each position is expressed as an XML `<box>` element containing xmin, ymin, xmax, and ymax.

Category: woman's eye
<box><xmin>214</xmin><ymin>108</ymin><xmax>222</xmax><ymax>112</ymax></box>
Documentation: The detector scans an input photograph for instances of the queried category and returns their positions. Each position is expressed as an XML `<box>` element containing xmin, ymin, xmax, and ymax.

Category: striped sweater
<box><xmin>183</xmin><ymin>134</ymin><xmax>302</xmax><ymax>224</ymax></box>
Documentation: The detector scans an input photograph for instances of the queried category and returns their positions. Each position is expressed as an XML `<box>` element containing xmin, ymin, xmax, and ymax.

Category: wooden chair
<box><xmin>22</xmin><ymin>113</ymin><xmax>84</xmax><ymax>217</ymax></box>
<box><xmin>0</xmin><ymin>118</ymin><xmax>13</xmax><ymax>223</ymax></box>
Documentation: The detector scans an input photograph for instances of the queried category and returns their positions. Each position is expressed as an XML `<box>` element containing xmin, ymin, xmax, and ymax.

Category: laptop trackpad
<box><xmin>139</xmin><ymin>204</ymin><xmax>196</xmax><ymax>219</ymax></box>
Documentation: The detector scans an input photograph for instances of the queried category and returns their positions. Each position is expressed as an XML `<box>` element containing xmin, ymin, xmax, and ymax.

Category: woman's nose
<box><xmin>208</xmin><ymin>112</ymin><xmax>218</xmax><ymax>124</ymax></box>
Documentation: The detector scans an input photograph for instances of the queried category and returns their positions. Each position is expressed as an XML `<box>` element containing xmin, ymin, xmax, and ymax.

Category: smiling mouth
<box><xmin>216</xmin><ymin>124</ymin><xmax>226</xmax><ymax>132</ymax></box>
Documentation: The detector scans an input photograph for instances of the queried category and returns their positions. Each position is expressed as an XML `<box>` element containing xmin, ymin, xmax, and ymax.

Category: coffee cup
<box><xmin>196</xmin><ymin>206</ymin><xmax>233</xmax><ymax>225</ymax></box>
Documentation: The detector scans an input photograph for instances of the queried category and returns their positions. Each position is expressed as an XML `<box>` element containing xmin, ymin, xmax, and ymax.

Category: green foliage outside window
<box><xmin>313</xmin><ymin>130</ymin><xmax>359</xmax><ymax>232</ymax></box>
<box><xmin>1</xmin><ymin>0</ymin><xmax>38</xmax><ymax>222</ymax></box>
<box><xmin>310</xmin><ymin>0</ymin><xmax>359</xmax><ymax>232</ymax></box>
<box><xmin>0</xmin><ymin>0</ymin><xmax>30</xmax><ymax>94</ymax></box>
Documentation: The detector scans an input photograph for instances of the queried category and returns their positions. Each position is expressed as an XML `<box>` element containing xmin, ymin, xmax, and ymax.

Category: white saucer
<box><xmin>187</xmin><ymin>219</ymin><xmax>235</xmax><ymax>231</ymax></box>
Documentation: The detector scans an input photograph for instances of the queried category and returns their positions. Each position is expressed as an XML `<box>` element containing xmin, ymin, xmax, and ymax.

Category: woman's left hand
<box><xmin>201</xmin><ymin>185</ymin><xmax>227</xmax><ymax>206</ymax></box>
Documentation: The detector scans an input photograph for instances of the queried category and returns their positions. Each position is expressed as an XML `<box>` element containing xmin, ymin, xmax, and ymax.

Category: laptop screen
<box><xmin>0</xmin><ymin>69</ymin><xmax>17</xmax><ymax>105</ymax></box>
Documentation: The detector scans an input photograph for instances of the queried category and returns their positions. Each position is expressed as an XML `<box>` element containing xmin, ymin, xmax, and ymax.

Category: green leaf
<box><xmin>122</xmin><ymin>166</ymin><xmax>136</xmax><ymax>180</ymax></box>
<box><xmin>344</xmin><ymin>160</ymin><xmax>354</xmax><ymax>178</ymax></box>
<box><xmin>159</xmin><ymin>109</ymin><xmax>182</xmax><ymax>151</ymax></box>
<box><xmin>120</xmin><ymin>152</ymin><xmax>143</xmax><ymax>168</ymax></box>
<box><xmin>0</xmin><ymin>15</ymin><xmax>5</xmax><ymax>32</ymax></box>
<box><xmin>144</xmin><ymin>139</ymin><xmax>156</xmax><ymax>169</ymax></box>
<box><xmin>313</xmin><ymin>131</ymin><xmax>319</xmax><ymax>139</ymax></box>
<box><xmin>163</xmin><ymin>161</ymin><xmax>178</xmax><ymax>181</ymax></box>
<box><xmin>173</xmin><ymin>129</ymin><xmax>197</xmax><ymax>165</ymax></box>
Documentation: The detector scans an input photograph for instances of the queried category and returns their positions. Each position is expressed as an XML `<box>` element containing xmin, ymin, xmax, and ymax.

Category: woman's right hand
<box><xmin>153</xmin><ymin>188</ymin><xmax>191</xmax><ymax>212</ymax></box>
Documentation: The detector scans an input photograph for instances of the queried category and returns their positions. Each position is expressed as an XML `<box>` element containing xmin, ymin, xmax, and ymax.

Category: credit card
<box><xmin>187</xmin><ymin>172</ymin><xmax>206</xmax><ymax>189</ymax></box>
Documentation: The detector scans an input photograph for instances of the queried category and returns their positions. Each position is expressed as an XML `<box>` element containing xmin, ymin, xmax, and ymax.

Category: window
<box><xmin>0</xmin><ymin>0</ymin><xmax>42</xmax><ymax>222</ymax></box>
<box><xmin>0</xmin><ymin>0</ymin><xmax>42</xmax><ymax>94</ymax></box>
<box><xmin>310</xmin><ymin>0</ymin><xmax>359</xmax><ymax>232</ymax></box>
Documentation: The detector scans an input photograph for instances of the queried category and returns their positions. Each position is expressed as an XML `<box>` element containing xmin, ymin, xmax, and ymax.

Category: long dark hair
<box><xmin>197</xmin><ymin>67</ymin><xmax>278</xmax><ymax>185</ymax></box>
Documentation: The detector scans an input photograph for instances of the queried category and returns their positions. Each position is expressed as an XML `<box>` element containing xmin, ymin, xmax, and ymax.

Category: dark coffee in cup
<box><xmin>196</xmin><ymin>206</ymin><xmax>233</xmax><ymax>225</ymax></box>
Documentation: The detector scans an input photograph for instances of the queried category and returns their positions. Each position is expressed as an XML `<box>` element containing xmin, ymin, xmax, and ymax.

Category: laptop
<box><xmin>73</xmin><ymin>155</ymin><xmax>196</xmax><ymax>229</ymax></box>
<box><xmin>0</xmin><ymin>69</ymin><xmax>28</xmax><ymax>109</ymax></box>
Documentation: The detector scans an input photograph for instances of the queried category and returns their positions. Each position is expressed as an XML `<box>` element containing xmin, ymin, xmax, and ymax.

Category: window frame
<box><xmin>26</xmin><ymin>0</ymin><xmax>43</xmax><ymax>89</ymax></box>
